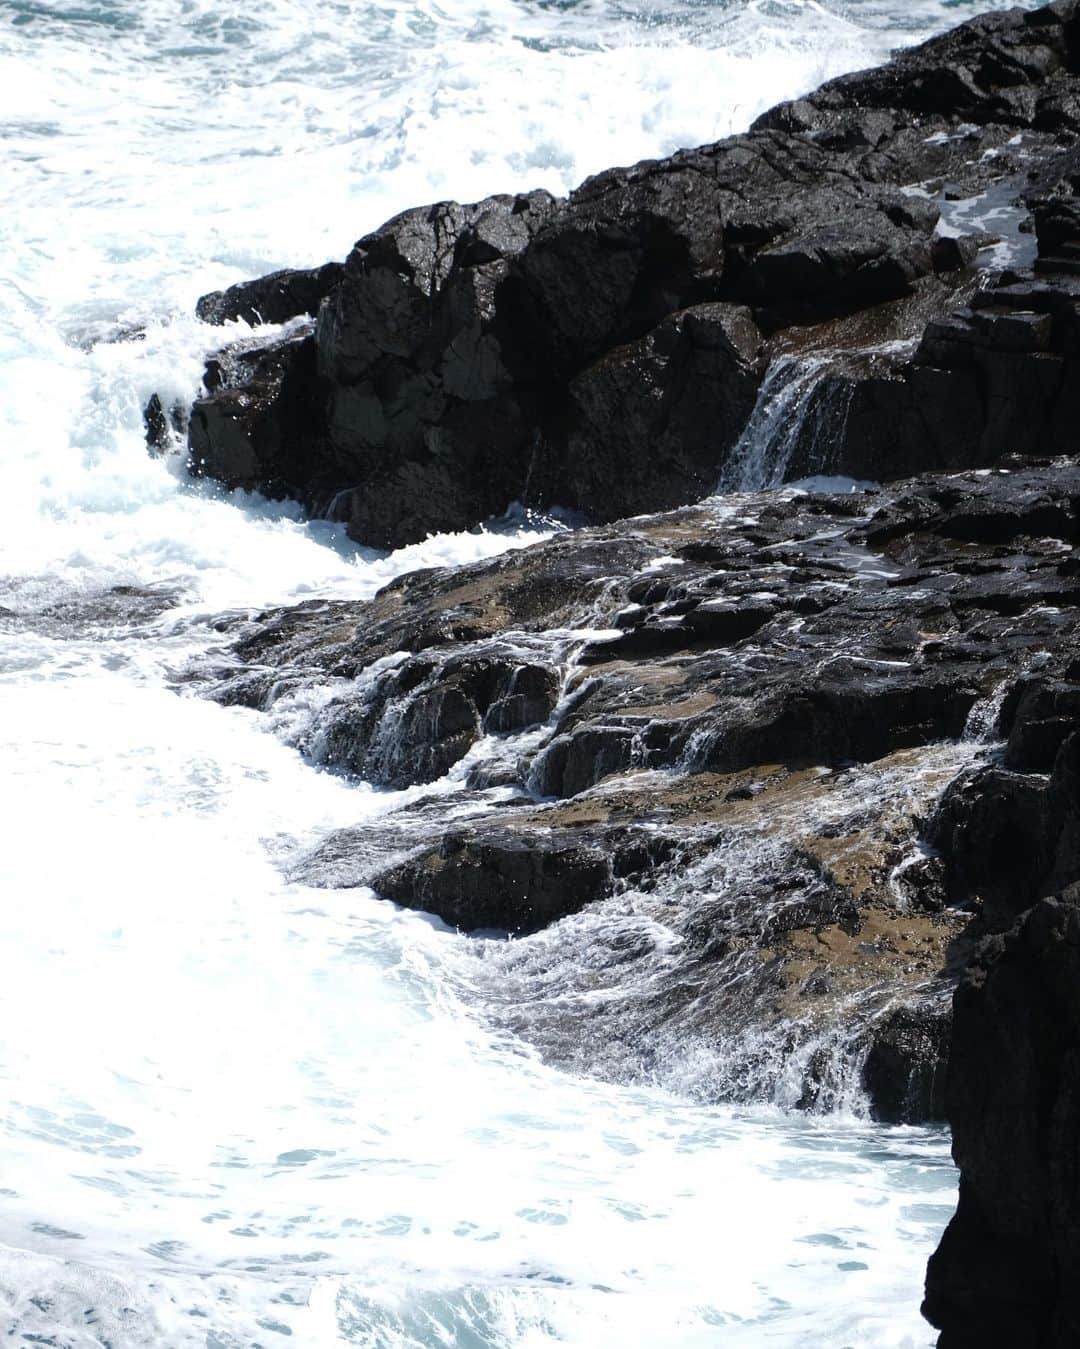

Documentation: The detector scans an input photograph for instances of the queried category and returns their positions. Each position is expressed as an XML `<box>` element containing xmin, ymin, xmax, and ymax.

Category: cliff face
<box><xmin>918</xmin><ymin>505</ymin><xmax>1080</xmax><ymax>1345</ymax></box>
<box><xmin>924</xmin><ymin>890</ymin><xmax>1080</xmax><ymax>1348</ymax></box>
<box><xmin>165</xmin><ymin>4</ymin><xmax>1080</xmax><ymax>1343</ymax></box>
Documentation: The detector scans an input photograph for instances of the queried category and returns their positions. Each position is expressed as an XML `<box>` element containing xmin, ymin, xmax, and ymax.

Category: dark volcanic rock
<box><xmin>863</xmin><ymin>999</ymin><xmax>951</xmax><ymax>1124</ymax></box>
<box><xmin>767</xmin><ymin>81</ymin><xmax>1080</xmax><ymax>486</ymax></box>
<box><xmin>144</xmin><ymin>393</ymin><xmax>187</xmax><ymax>453</ymax></box>
<box><xmin>144</xmin><ymin>392</ymin><xmax>169</xmax><ymax>451</ymax></box>
<box><xmin>202</xmin><ymin>459</ymin><xmax>1080</xmax><ymax>802</ymax></box>
<box><xmin>187</xmin><ymin>328</ymin><xmax>327</xmax><ymax>499</ymax></box>
<box><xmin>316</xmin><ymin>648</ymin><xmax>560</xmax><ymax>790</ymax></box>
<box><xmin>174</xmin><ymin>1</ymin><xmax>1080</xmax><ymax>544</ymax></box>
<box><xmin>196</xmin><ymin>262</ymin><xmax>344</xmax><ymax>327</ymax></box>
<box><xmin>548</xmin><ymin>303</ymin><xmax>763</xmax><ymax>521</ymax></box>
<box><xmin>931</xmin><ymin>728</ymin><xmax>1080</xmax><ymax>931</ymax></box>
<box><xmin>802</xmin><ymin>264</ymin><xmax>1080</xmax><ymax>482</ymax></box>
<box><xmin>1031</xmin><ymin>143</ymin><xmax>1080</xmax><ymax>264</ymax></box>
<box><xmin>311</xmin><ymin>192</ymin><xmax>558</xmax><ymax>547</ymax></box>
<box><xmin>756</xmin><ymin>4</ymin><xmax>1080</xmax><ymax>144</ymax></box>
<box><xmin>175</xmin><ymin>5</ymin><xmax>1080</xmax><ymax>1243</ymax></box>
<box><xmin>1006</xmin><ymin>675</ymin><xmax>1080</xmax><ymax>772</ymax></box>
<box><xmin>924</xmin><ymin>888</ymin><xmax>1080</xmax><ymax>1349</ymax></box>
<box><xmin>288</xmin><ymin>752</ymin><xmax>973</xmax><ymax>1117</ymax></box>
<box><xmin>920</xmin><ymin>507</ymin><xmax>1080</xmax><ymax>1345</ymax></box>
<box><xmin>372</xmin><ymin>824</ymin><xmax>670</xmax><ymax>934</ymax></box>
<box><xmin>511</xmin><ymin>132</ymin><xmax>940</xmax><ymax>365</ymax></box>
<box><xmin>184</xmin><ymin>455</ymin><xmax>1080</xmax><ymax>1142</ymax></box>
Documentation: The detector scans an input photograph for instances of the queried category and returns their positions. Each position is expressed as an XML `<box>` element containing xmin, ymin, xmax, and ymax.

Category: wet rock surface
<box><xmin>756</xmin><ymin>3</ymin><xmax>1080</xmax><ymax>147</ymax></box>
<box><xmin>313</xmin><ymin>647</ymin><xmax>561</xmax><ymax>790</ymax></box>
<box><xmin>919</xmin><ymin>662</ymin><xmax>1080</xmax><ymax>1345</ymax></box>
<box><xmin>176</xmin><ymin>2</ymin><xmax>1080</xmax><ymax>546</ymax></box>
<box><xmin>292</xmin><ymin>752</ymin><xmax>973</xmax><ymax>1119</ymax></box>
<box><xmin>195</xmin><ymin>262</ymin><xmax>344</xmax><ymax>327</ymax></box>
<box><xmin>172</xmin><ymin>4</ymin><xmax>1080</xmax><ymax>1336</ymax></box>
<box><xmin>187</xmin><ymin>323</ymin><xmax>326</xmax><ymax>500</ymax></box>
<box><xmin>191</xmin><ymin>457</ymin><xmax>1080</xmax><ymax>1133</ymax></box>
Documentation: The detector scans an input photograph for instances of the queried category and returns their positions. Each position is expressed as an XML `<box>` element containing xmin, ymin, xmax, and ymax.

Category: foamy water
<box><xmin>0</xmin><ymin>0</ymin><xmax>1039</xmax><ymax>1343</ymax></box>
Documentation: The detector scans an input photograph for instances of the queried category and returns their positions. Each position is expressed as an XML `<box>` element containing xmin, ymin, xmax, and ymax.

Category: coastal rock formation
<box><xmin>187</xmin><ymin>324</ymin><xmax>323</xmax><ymax>496</ymax></box>
<box><xmin>756</xmin><ymin>3</ymin><xmax>1080</xmax><ymax>145</ymax></box>
<box><xmin>191</xmin><ymin>457</ymin><xmax>1080</xmax><ymax>1124</ymax></box>
<box><xmin>776</xmin><ymin>195</ymin><xmax>1080</xmax><ymax>483</ymax></box>
<box><xmin>179</xmin><ymin>2</ymin><xmax>1080</xmax><ymax>546</ymax></box>
<box><xmin>920</xmin><ymin>657</ymin><xmax>1080</xmax><ymax>1346</ymax></box>
<box><xmin>195</xmin><ymin>261</ymin><xmax>344</xmax><ymax>327</ymax></box>
<box><xmin>173</xmin><ymin>3</ymin><xmax>1080</xmax><ymax>1336</ymax></box>
<box><xmin>923</xmin><ymin>889</ymin><xmax>1080</xmax><ymax>1349</ymax></box>
<box><xmin>211</xmin><ymin>461</ymin><xmax>1080</xmax><ymax>778</ymax></box>
<box><xmin>185</xmin><ymin>143</ymin><xmax>943</xmax><ymax>545</ymax></box>
<box><xmin>312</xmin><ymin>648</ymin><xmax>560</xmax><ymax>790</ymax></box>
<box><xmin>372</xmin><ymin>821</ymin><xmax>670</xmax><ymax>936</ymax></box>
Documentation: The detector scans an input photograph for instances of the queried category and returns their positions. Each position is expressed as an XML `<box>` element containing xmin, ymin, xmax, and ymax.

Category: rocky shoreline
<box><xmin>166</xmin><ymin>3</ymin><xmax>1080</xmax><ymax>1344</ymax></box>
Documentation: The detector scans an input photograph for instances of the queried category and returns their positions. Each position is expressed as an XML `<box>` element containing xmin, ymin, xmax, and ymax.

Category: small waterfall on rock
<box><xmin>719</xmin><ymin>356</ymin><xmax>857</xmax><ymax>492</ymax></box>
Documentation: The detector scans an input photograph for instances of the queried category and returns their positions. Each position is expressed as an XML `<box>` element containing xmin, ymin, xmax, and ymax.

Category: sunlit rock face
<box><xmin>183</xmin><ymin>3</ymin><xmax>1080</xmax><ymax>547</ymax></box>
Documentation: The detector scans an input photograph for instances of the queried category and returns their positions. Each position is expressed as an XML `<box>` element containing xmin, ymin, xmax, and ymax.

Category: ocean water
<box><xmin>0</xmin><ymin>1</ymin><xmax>1039</xmax><ymax>1344</ymax></box>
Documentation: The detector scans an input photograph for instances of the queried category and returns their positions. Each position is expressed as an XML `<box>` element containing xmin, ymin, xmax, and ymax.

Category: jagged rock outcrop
<box><xmin>919</xmin><ymin>617</ymin><xmax>1080</xmax><ymax>1346</ymax></box>
<box><xmin>195</xmin><ymin>262</ymin><xmax>344</xmax><ymax>327</ymax></box>
<box><xmin>756</xmin><ymin>3</ymin><xmax>1080</xmax><ymax>147</ymax></box>
<box><xmin>788</xmin><ymin>257</ymin><xmax>1080</xmax><ymax>484</ymax></box>
<box><xmin>551</xmin><ymin>302</ymin><xmax>763</xmax><ymax>522</ymax></box>
<box><xmin>184</xmin><ymin>149</ymin><xmax>945</xmax><ymax>544</ymax></box>
<box><xmin>373</xmin><ymin>821</ymin><xmax>674</xmax><ymax>935</ymax></box>
<box><xmin>206</xmin><ymin>460</ymin><xmax>1080</xmax><ymax>798</ymax></box>
<box><xmin>187</xmin><ymin>325</ymin><xmax>324</xmax><ymax>494</ymax></box>
<box><xmin>312</xmin><ymin>647</ymin><xmax>560</xmax><ymax>790</ymax></box>
<box><xmin>863</xmin><ymin>1001</ymin><xmax>953</xmax><ymax>1125</ymax></box>
<box><xmin>176</xmin><ymin>2</ymin><xmax>1080</xmax><ymax>546</ymax></box>
<box><xmin>931</xmin><ymin>732</ymin><xmax>1080</xmax><ymax>931</ymax></box>
<box><xmin>291</xmin><ymin>751</ymin><xmax>971</xmax><ymax>1119</ymax></box>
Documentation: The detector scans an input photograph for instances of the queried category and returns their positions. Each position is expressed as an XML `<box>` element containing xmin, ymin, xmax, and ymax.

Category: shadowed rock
<box><xmin>372</xmin><ymin>825</ymin><xmax>670</xmax><ymax>935</ymax></box>
<box><xmin>316</xmin><ymin>649</ymin><xmax>560</xmax><ymax>790</ymax></box>
<box><xmin>924</xmin><ymin>888</ymin><xmax>1080</xmax><ymax>1349</ymax></box>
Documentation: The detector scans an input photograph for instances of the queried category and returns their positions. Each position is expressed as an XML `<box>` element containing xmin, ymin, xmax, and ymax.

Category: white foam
<box><xmin>0</xmin><ymin>0</ymin><xmax>1044</xmax><ymax>1341</ymax></box>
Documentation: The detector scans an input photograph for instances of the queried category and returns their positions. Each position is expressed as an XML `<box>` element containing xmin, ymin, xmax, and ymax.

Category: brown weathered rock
<box><xmin>188</xmin><ymin>458</ymin><xmax>1080</xmax><ymax>1131</ymax></box>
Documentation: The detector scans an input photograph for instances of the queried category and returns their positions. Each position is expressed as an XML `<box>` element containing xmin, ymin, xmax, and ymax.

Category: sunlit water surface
<box><xmin>0</xmin><ymin>0</ymin><xmax>1040</xmax><ymax>1343</ymax></box>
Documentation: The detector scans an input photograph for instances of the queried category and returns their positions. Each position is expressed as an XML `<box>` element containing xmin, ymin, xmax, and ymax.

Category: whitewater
<box><xmin>0</xmin><ymin>1</ymin><xmax>1041</xmax><ymax>1345</ymax></box>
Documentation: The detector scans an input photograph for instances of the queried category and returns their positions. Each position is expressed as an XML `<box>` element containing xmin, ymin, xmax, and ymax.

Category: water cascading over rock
<box><xmin>174</xmin><ymin>5</ymin><xmax>1080</xmax><ymax>1342</ymax></box>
